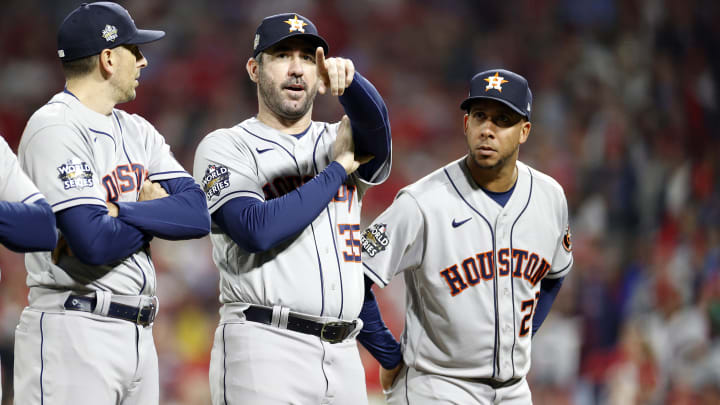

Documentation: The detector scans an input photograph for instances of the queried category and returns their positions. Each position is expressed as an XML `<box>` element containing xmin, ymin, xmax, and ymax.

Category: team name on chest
<box><xmin>439</xmin><ymin>248</ymin><xmax>551</xmax><ymax>296</ymax></box>
<box><xmin>102</xmin><ymin>164</ymin><xmax>146</xmax><ymax>201</ymax></box>
<box><xmin>262</xmin><ymin>175</ymin><xmax>357</xmax><ymax>211</ymax></box>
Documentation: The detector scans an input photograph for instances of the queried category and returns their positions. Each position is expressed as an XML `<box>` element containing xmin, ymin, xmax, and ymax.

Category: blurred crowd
<box><xmin>1</xmin><ymin>0</ymin><xmax>718</xmax><ymax>404</ymax></box>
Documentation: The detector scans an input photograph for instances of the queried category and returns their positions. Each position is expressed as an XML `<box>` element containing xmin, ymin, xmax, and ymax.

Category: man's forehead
<box><xmin>469</xmin><ymin>99</ymin><xmax>517</xmax><ymax>114</ymax></box>
<box><xmin>265</xmin><ymin>37</ymin><xmax>316</xmax><ymax>53</ymax></box>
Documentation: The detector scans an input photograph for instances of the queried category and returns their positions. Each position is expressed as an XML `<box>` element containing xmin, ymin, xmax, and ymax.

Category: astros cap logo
<box><xmin>484</xmin><ymin>72</ymin><xmax>508</xmax><ymax>92</ymax></box>
<box><xmin>284</xmin><ymin>15</ymin><xmax>307</xmax><ymax>33</ymax></box>
<box><xmin>101</xmin><ymin>24</ymin><xmax>118</xmax><ymax>42</ymax></box>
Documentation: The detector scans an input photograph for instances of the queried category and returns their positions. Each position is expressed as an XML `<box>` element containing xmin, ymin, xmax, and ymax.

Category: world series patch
<box><xmin>562</xmin><ymin>225</ymin><xmax>572</xmax><ymax>252</ymax></box>
<box><xmin>361</xmin><ymin>223</ymin><xmax>389</xmax><ymax>257</ymax></box>
<box><xmin>202</xmin><ymin>164</ymin><xmax>230</xmax><ymax>200</ymax></box>
<box><xmin>57</xmin><ymin>159</ymin><xmax>94</xmax><ymax>190</ymax></box>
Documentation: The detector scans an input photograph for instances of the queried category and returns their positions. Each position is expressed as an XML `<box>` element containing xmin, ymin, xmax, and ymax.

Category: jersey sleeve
<box><xmin>361</xmin><ymin>191</ymin><xmax>425</xmax><ymax>287</ymax></box>
<box><xmin>193</xmin><ymin>131</ymin><xmax>263</xmax><ymax>215</ymax></box>
<box><xmin>19</xmin><ymin>126</ymin><xmax>106</xmax><ymax>212</ymax></box>
<box><xmin>135</xmin><ymin>114</ymin><xmax>192</xmax><ymax>182</ymax></box>
<box><xmin>547</xmin><ymin>193</ymin><xmax>573</xmax><ymax>279</ymax></box>
<box><xmin>0</xmin><ymin>137</ymin><xmax>44</xmax><ymax>204</ymax></box>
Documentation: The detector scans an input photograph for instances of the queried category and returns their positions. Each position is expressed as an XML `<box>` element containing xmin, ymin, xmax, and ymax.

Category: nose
<box><xmin>478</xmin><ymin>120</ymin><xmax>496</xmax><ymax>139</ymax></box>
<box><xmin>136</xmin><ymin>51</ymin><xmax>148</xmax><ymax>69</ymax></box>
<box><xmin>287</xmin><ymin>53</ymin><xmax>304</xmax><ymax>77</ymax></box>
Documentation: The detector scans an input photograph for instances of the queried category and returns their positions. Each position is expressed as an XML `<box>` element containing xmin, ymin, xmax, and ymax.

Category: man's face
<box><xmin>110</xmin><ymin>44</ymin><xmax>147</xmax><ymax>104</ymax></box>
<box><xmin>464</xmin><ymin>99</ymin><xmax>530</xmax><ymax>171</ymax></box>
<box><xmin>255</xmin><ymin>38</ymin><xmax>320</xmax><ymax>121</ymax></box>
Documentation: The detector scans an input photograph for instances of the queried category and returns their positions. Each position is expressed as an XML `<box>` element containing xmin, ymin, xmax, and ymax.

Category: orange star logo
<box><xmin>484</xmin><ymin>72</ymin><xmax>509</xmax><ymax>92</ymax></box>
<box><xmin>284</xmin><ymin>15</ymin><xmax>307</xmax><ymax>33</ymax></box>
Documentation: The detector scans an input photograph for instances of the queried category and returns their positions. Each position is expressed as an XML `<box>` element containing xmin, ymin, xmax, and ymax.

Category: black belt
<box><xmin>474</xmin><ymin>377</ymin><xmax>521</xmax><ymax>389</ymax></box>
<box><xmin>64</xmin><ymin>295</ymin><xmax>157</xmax><ymax>327</ymax></box>
<box><xmin>243</xmin><ymin>305</ymin><xmax>357</xmax><ymax>344</ymax></box>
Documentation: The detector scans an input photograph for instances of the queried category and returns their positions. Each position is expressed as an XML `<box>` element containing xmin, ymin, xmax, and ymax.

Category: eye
<box><xmin>302</xmin><ymin>54</ymin><xmax>315</xmax><ymax>63</ymax></box>
<box><xmin>473</xmin><ymin>111</ymin><xmax>486</xmax><ymax>120</ymax></box>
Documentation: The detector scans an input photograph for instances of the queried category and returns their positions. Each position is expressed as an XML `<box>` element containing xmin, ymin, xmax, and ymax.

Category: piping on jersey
<box><xmin>443</xmin><ymin>167</ymin><xmax>501</xmax><ymax>377</ymax></box>
<box><xmin>509</xmin><ymin>165</ymin><xmax>533</xmax><ymax>376</ymax></box>
<box><xmin>240</xmin><ymin>124</ymin><xmax>329</xmax><ymax>315</ymax></box>
<box><xmin>313</xmin><ymin>123</ymin><xmax>346</xmax><ymax>318</ymax></box>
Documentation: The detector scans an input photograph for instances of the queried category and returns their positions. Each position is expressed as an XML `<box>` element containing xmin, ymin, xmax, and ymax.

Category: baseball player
<box><xmin>193</xmin><ymin>13</ymin><xmax>392</xmax><ymax>404</ymax></box>
<box><xmin>0</xmin><ymin>134</ymin><xmax>57</xmax><ymax>401</ymax></box>
<box><xmin>361</xmin><ymin>69</ymin><xmax>573</xmax><ymax>404</ymax></box>
<box><xmin>13</xmin><ymin>3</ymin><xmax>210</xmax><ymax>404</ymax></box>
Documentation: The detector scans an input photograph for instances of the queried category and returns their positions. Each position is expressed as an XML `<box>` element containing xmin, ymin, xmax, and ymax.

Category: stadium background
<box><xmin>1</xmin><ymin>0</ymin><xmax>718</xmax><ymax>403</ymax></box>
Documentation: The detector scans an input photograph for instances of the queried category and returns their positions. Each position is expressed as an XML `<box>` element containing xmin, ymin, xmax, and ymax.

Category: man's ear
<box><xmin>519</xmin><ymin>121</ymin><xmax>531</xmax><ymax>144</ymax></box>
<box><xmin>246</xmin><ymin>57</ymin><xmax>259</xmax><ymax>83</ymax></box>
<box><xmin>98</xmin><ymin>48</ymin><xmax>114</xmax><ymax>78</ymax></box>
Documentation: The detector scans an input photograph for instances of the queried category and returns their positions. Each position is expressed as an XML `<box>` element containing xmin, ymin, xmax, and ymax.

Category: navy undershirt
<box><xmin>213</xmin><ymin>72</ymin><xmax>391</xmax><ymax>253</ymax></box>
<box><xmin>0</xmin><ymin>199</ymin><xmax>57</xmax><ymax>252</ymax></box>
<box><xmin>357</xmin><ymin>275</ymin><xmax>402</xmax><ymax>369</ymax></box>
<box><xmin>481</xmin><ymin>180</ymin><xmax>516</xmax><ymax>207</ymax></box>
<box><xmin>56</xmin><ymin>177</ymin><xmax>209</xmax><ymax>266</ymax></box>
<box><xmin>533</xmin><ymin>276</ymin><xmax>565</xmax><ymax>336</ymax></box>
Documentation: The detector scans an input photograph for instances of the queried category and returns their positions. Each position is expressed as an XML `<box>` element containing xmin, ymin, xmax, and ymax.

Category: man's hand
<box><xmin>138</xmin><ymin>180</ymin><xmax>169</xmax><ymax>202</ymax></box>
<box><xmin>106</xmin><ymin>202</ymin><xmax>118</xmax><ymax>217</ymax></box>
<box><xmin>316</xmin><ymin>47</ymin><xmax>354</xmax><ymax>96</ymax></box>
<box><xmin>51</xmin><ymin>236</ymin><xmax>73</xmax><ymax>264</ymax></box>
<box><xmin>333</xmin><ymin>115</ymin><xmax>373</xmax><ymax>175</ymax></box>
<box><xmin>380</xmin><ymin>361</ymin><xmax>404</xmax><ymax>392</ymax></box>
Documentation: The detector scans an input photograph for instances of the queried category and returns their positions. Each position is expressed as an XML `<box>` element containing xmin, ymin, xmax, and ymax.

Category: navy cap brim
<box><xmin>254</xmin><ymin>33</ymin><xmax>328</xmax><ymax>57</ymax></box>
<box><xmin>127</xmin><ymin>29</ymin><xmax>166</xmax><ymax>45</ymax></box>
<box><xmin>460</xmin><ymin>96</ymin><xmax>529</xmax><ymax>118</ymax></box>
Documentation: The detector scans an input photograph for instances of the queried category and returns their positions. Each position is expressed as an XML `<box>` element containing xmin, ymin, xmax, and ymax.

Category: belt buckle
<box><xmin>320</xmin><ymin>321</ymin><xmax>352</xmax><ymax>344</ymax></box>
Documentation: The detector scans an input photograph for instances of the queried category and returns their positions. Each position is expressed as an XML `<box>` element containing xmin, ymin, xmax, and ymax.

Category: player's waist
<box><xmin>28</xmin><ymin>287</ymin><xmax>158</xmax><ymax>327</ymax></box>
<box><xmin>220</xmin><ymin>302</ymin><xmax>362</xmax><ymax>344</ymax></box>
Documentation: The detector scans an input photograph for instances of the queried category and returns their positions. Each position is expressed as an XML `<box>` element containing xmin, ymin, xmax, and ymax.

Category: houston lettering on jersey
<box><xmin>262</xmin><ymin>174</ymin><xmax>357</xmax><ymax>211</ymax></box>
<box><xmin>440</xmin><ymin>248</ymin><xmax>551</xmax><ymax>296</ymax></box>
<box><xmin>102</xmin><ymin>164</ymin><xmax>146</xmax><ymax>201</ymax></box>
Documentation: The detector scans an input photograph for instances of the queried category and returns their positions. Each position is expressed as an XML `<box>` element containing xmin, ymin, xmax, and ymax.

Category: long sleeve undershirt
<box><xmin>213</xmin><ymin>72</ymin><xmax>391</xmax><ymax>253</ymax></box>
<box><xmin>0</xmin><ymin>199</ymin><xmax>57</xmax><ymax>252</ymax></box>
<box><xmin>532</xmin><ymin>276</ymin><xmax>565</xmax><ymax>336</ymax></box>
<box><xmin>213</xmin><ymin>162</ymin><xmax>347</xmax><ymax>252</ymax></box>
<box><xmin>357</xmin><ymin>276</ymin><xmax>402</xmax><ymax>369</ymax></box>
<box><xmin>56</xmin><ymin>177</ymin><xmax>209</xmax><ymax>266</ymax></box>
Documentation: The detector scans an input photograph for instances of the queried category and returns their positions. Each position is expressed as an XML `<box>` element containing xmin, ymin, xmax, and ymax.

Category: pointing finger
<box><xmin>316</xmin><ymin>47</ymin><xmax>328</xmax><ymax>81</ymax></box>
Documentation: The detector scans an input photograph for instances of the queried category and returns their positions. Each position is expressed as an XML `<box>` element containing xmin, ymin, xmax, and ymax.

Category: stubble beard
<box><xmin>470</xmin><ymin>145</ymin><xmax>518</xmax><ymax>171</ymax></box>
<box><xmin>258</xmin><ymin>67</ymin><xmax>317</xmax><ymax>121</ymax></box>
<box><xmin>110</xmin><ymin>75</ymin><xmax>137</xmax><ymax>105</ymax></box>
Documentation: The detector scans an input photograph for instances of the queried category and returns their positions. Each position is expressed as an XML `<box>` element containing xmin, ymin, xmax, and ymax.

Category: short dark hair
<box><xmin>61</xmin><ymin>54</ymin><xmax>99</xmax><ymax>79</ymax></box>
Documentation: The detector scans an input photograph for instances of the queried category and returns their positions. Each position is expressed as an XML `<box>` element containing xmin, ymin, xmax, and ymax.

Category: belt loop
<box><xmin>271</xmin><ymin>305</ymin><xmax>282</xmax><ymax>328</ymax></box>
<box><xmin>278</xmin><ymin>307</ymin><xmax>290</xmax><ymax>329</ymax></box>
<box><xmin>93</xmin><ymin>291</ymin><xmax>112</xmax><ymax>316</ymax></box>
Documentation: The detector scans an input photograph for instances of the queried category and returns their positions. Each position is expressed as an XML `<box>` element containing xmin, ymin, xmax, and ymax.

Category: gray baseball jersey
<box><xmin>0</xmin><ymin>136</ymin><xmax>45</xmax><ymax>205</ymax></box>
<box><xmin>18</xmin><ymin>91</ymin><xmax>191</xmax><ymax>296</ymax></box>
<box><xmin>0</xmin><ymin>135</ymin><xmax>47</xmax><ymax>282</ymax></box>
<box><xmin>362</xmin><ymin>158</ymin><xmax>573</xmax><ymax>381</ymax></box>
<box><xmin>193</xmin><ymin>117</ymin><xmax>391</xmax><ymax>320</ymax></box>
<box><xmin>0</xmin><ymin>135</ymin><xmax>46</xmax><ymax>402</ymax></box>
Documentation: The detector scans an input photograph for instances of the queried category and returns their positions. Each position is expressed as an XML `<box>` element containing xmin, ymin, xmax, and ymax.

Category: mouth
<box><xmin>283</xmin><ymin>83</ymin><xmax>305</xmax><ymax>95</ymax></box>
<box><xmin>476</xmin><ymin>146</ymin><xmax>496</xmax><ymax>157</ymax></box>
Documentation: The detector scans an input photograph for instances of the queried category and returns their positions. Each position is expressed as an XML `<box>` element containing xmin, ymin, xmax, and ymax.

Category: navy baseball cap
<box><xmin>252</xmin><ymin>13</ymin><xmax>329</xmax><ymax>58</ymax></box>
<box><xmin>57</xmin><ymin>2</ymin><xmax>165</xmax><ymax>61</ymax></box>
<box><xmin>460</xmin><ymin>69</ymin><xmax>533</xmax><ymax>120</ymax></box>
